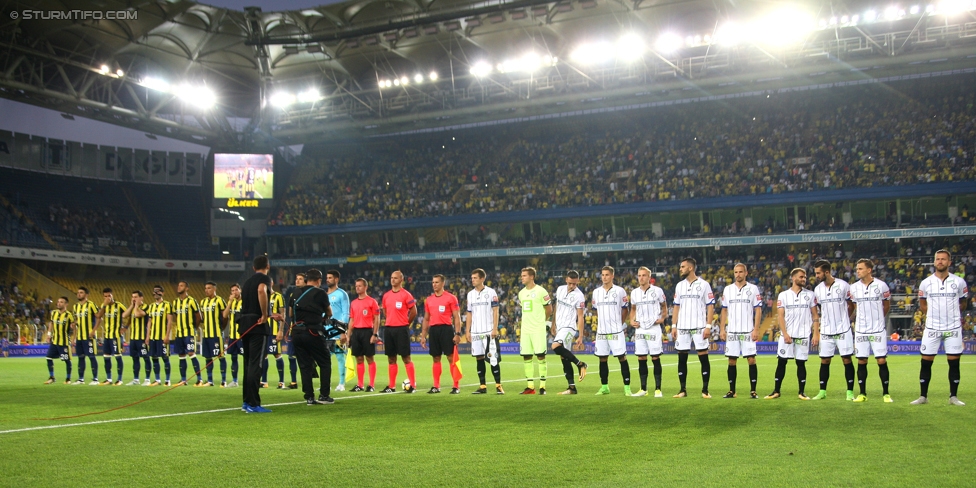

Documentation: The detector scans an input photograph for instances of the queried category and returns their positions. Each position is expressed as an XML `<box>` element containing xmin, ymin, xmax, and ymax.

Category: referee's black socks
<box><xmin>677</xmin><ymin>353</ymin><xmax>688</xmax><ymax>391</ymax></box>
<box><xmin>638</xmin><ymin>359</ymin><xmax>649</xmax><ymax>391</ymax></box>
<box><xmin>878</xmin><ymin>361</ymin><xmax>890</xmax><ymax>395</ymax></box>
<box><xmin>948</xmin><ymin>357</ymin><xmax>961</xmax><ymax>397</ymax></box>
<box><xmin>919</xmin><ymin>357</ymin><xmax>933</xmax><ymax>397</ymax></box>
<box><xmin>476</xmin><ymin>358</ymin><xmax>487</xmax><ymax>386</ymax></box>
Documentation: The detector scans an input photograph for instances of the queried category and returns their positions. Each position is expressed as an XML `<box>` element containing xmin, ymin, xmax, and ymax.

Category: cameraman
<box><xmin>280</xmin><ymin>269</ymin><xmax>335</xmax><ymax>405</ymax></box>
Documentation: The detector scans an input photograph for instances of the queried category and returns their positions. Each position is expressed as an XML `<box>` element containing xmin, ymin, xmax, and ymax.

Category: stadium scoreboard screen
<box><xmin>213</xmin><ymin>153</ymin><xmax>274</xmax><ymax>208</ymax></box>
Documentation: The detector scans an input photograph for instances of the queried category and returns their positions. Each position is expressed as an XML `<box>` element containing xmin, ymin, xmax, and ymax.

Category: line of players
<box><xmin>42</xmin><ymin>250</ymin><xmax>969</xmax><ymax>405</ymax></box>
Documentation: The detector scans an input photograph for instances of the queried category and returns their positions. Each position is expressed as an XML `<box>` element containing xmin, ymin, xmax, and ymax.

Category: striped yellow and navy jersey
<box><xmin>200</xmin><ymin>296</ymin><xmax>226</xmax><ymax>338</ymax></box>
<box><xmin>49</xmin><ymin>310</ymin><xmax>72</xmax><ymax>346</ymax></box>
<box><xmin>72</xmin><ymin>300</ymin><xmax>99</xmax><ymax>341</ymax></box>
<box><xmin>269</xmin><ymin>292</ymin><xmax>284</xmax><ymax>335</ymax></box>
<box><xmin>147</xmin><ymin>300</ymin><xmax>172</xmax><ymax>340</ymax></box>
<box><xmin>172</xmin><ymin>296</ymin><xmax>199</xmax><ymax>338</ymax></box>
<box><xmin>227</xmin><ymin>299</ymin><xmax>242</xmax><ymax>340</ymax></box>
<box><xmin>129</xmin><ymin>304</ymin><xmax>149</xmax><ymax>341</ymax></box>
<box><xmin>101</xmin><ymin>301</ymin><xmax>125</xmax><ymax>339</ymax></box>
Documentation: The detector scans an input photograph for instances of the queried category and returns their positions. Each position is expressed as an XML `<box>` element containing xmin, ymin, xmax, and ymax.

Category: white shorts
<box><xmin>634</xmin><ymin>326</ymin><xmax>663</xmax><ymax>356</ymax></box>
<box><xmin>920</xmin><ymin>328</ymin><xmax>964</xmax><ymax>356</ymax></box>
<box><xmin>777</xmin><ymin>336</ymin><xmax>810</xmax><ymax>360</ymax></box>
<box><xmin>819</xmin><ymin>330</ymin><xmax>855</xmax><ymax>358</ymax></box>
<box><xmin>470</xmin><ymin>333</ymin><xmax>492</xmax><ymax>357</ymax></box>
<box><xmin>724</xmin><ymin>332</ymin><xmax>757</xmax><ymax>358</ymax></box>
<box><xmin>552</xmin><ymin>327</ymin><xmax>578</xmax><ymax>346</ymax></box>
<box><xmin>854</xmin><ymin>332</ymin><xmax>887</xmax><ymax>359</ymax></box>
<box><xmin>594</xmin><ymin>332</ymin><xmax>627</xmax><ymax>357</ymax></box>
<box><xmin>675</xmin><ymin>328</ymin><xmax>708</xmax><ymax>352</ymax></box>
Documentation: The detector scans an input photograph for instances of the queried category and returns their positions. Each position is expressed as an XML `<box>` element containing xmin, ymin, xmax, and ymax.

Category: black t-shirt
<box><xmin>290</xmin><ymin>286</ymin><xmax>331</xmax><ymax>326</ymax></box>
<box><xmin>241</xmin><ymin>272</ymin><xmax>273</xmax><ymax>316</ymax></box>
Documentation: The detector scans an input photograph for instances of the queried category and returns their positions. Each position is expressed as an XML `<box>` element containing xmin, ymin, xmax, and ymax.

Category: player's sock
<box><xmin>219</xmin><ymin>357</ymin><xmax>227</xmax><ymax>383</ymax></box>
<box><xmin>230</xmin><ymin>355</ymin><xmax>239</xmax><ymax>382</ymax></box>
<box><xmin>115</xmin><ymin>356</ymin><xmax>124</xmax><ymax>382</ymax></box>
<box><xmin>262</xmin><ymin>358</ymin><xmax>269</xmax><ymax>383</ymax></box>
<box><xmin>143</xmin><ymin>357</ymin><xmax>151</xmax><ymax>380</ymax></box>
<box><xmin>819</xmin><ymin>363</ymin><xmax>830</xmax><ymax>390</ymax></box>
<box><xmin>132</xmin><ymin>357</ymin><xmax>141</xmax><ymax>380</ymax></box>
<box><xmin>619</xmin><ymin>359</ymin><xmax>630</xmax><ymax>386</ymax></box>
<box><xmin>47</xmin><ymin>359</ymin><xmax>55</xmax><ymax>378</ymax></box>
<box><xmin>539</xmin><ymin>358</ymin><xmax>548</xmax><ymax>389</ymax></box>
<box><xmin>878</xmin><ymin>362</ymin><xmax>890</xmax><ymax>395</ymax></box>
<box><xmin>337</xmin><ymin>352</ymin><xmax>347</xmax><ymax>385</ymax></box>
<box><xmin>356</xmin><ymin>362</ymin><xmax>365</xmax><ymax>388</ymax></box>
<box><xmin>638</xmin><ymin>359</ymin><xmax>649</xmax><ymax>391</ymax></box>
<box><xmin>179</xmin><ymin>358</ymin><xmax>188</xmax><ymax>382</ymax></box>
<box><xmin>727</xmin><ymin>364</ymin><xmax>737</xmax><ymax>393</ymax></box>
<box><xmin>206</xmin><ymin>361</ymin><xmax>214</xmax><ymax>383</ymax></box>
<box><xmin>677</xmin><ymin>353</ymin><xmax>688</xmax><ymax>391</ymax></box>
<box><xmin>554</xmin><ymin>345</ymin><xmax>580</xmax><ymax>365</ymax></box>
<box><xmin>523</xmin><ymin>358</ymin><xmax>534</xmax><ymax>388</ymax></box>
<box><xmin>368</xmin><ymin>362</ymin><xmax>376</xmax><ymax>388</ymax></box>
<box><xmin>948</xmin><ymin>357</ymin><xmax>961</xmax><ymax>397</ymax></box>
<box><xmin>275</xmin><ymin>357</ymin><xmax>285</xmax><ymax>384</ymax></box>
<box><xmin>796</xmin><ymin>360</ymin><xmax>807</xmax><ymax>395</ymax></box>
<box><xmin>653</xmin><ymin>357</ymin><xmax>663</xmax><ymax>390</ymax></box>
<box><xmin>190</xmin><ymin>357</ymin><xmax>201</xmax><ymax>381</ymax></box>
<box><xmin>844</xmin><ymin>359</ymin><xmax>855</xmax><ymax>391</ymax></box>
<box><xmin>476</xmin><ymin>358</ymin><xmax>486</xmax><ymax>386</ymax></box>
<box><xmin>562</xmin><ymin>358</ymin><xmax>575</xmax><ymax>387</ymax></box>
<box><xmin>773</xmin><ymin>357</ymin><xmax>787</xmax><ymax>393</ymax></box>
<box><xmin>857</xmin><ymin>362</ymin><xmax>868</xmax><ymax>395</ymax></box>
<box><xmin>599</xmin><ymin>361</ymin><xmax>609</xmax><ymax>386</ymax></box>
<box><xmin>104</xmin><ymin>357</ymin><xmax>113</xmax><ymax>381</ymax></box>
<box><xmin>749</xmin><ymin>363</ymin><xmax>758</xmax><ymax>393</ymax></box>
<box><xmin>78</xmin><ymin>356</ymin><xmax>86</xmax><ymax>380</ymax></box>
<box><xmin>65</xmin><ymin>360</ymin><xmax>72</xmax><ymax>380</ymax></box>
<box><xmin>162</xmin><ymin>356</ymin><xmax>171</xmax><ymax>381</ymax></box>
<box><xmin>152</xmin><ymin>358</ymin><xmax>160</xmax><ymax>381</ymax></box>
<box><xmin>490</xmin><ymin>360</ymin><xmax>501</xmax><ymax>384</ymax></box>
<box><xmin>919</xmin><ymin>357</ymin><xmax>933</xmax><ymax>397</ymax></box>
<box><xmin>406</xmin><ymin>361</ymin><xmax>417</xmax><ymax>387</ymax></box>
<box><xmin>289</xmin><ymin>356</ymin><xmax>298</xmax><ymax>384</ymax></box>
<box><xmin>89</xmin><ymin>355</ymin><xmax>98</xmax><ymax>380</ymax></box>
<box><xmin>433</xmin><ymin>361</ymin><xmax>443</xmax><ymax>389</ymax></box>
<box><xmin>389</xmin><ymin>363</ymin><xmax>399</xmax><ymax>388</ymax></box>
<box><xmin>698</xmin><ymin>353</ymin><xmax>711</xmax><ymax>393</ymax></box>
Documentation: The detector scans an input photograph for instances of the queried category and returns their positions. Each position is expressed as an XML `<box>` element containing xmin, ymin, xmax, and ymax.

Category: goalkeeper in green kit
<box><xmin>517</xmin><ymin>267</ymin><xmax>553</xmax><ymax>395</ymax></box>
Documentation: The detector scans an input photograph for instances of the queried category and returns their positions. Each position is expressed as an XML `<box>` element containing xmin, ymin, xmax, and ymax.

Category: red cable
<box><xmin>32</xmin><ymin>320</ymin><xmax>266</xmax><ymax>421</ymax></box>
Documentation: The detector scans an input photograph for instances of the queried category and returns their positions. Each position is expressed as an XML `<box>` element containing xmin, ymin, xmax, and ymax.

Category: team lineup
<box><xmin>41</xmin><ymin>250</ymin><xmax>968</xmax><ymax>406</ymax></box>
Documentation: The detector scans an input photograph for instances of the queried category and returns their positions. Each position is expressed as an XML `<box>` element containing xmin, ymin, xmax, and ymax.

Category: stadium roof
<box><xmin>2</xmin><ymin>0</ymin><xmax>974</xmax><ymax>148</ymax></box>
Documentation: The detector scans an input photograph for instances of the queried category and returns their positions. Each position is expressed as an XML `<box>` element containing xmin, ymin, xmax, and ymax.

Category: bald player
<box><xmin>629</xmin><ymin>266</ymin><xmax>666</xmax><ymax>397</ymax></box>
<box><xmin>381</xmin><ymin>270</ymin><xmax>418</xmax><ymax>393</ymax></box>
<box><xmin>719</xmin><ymin>263</ymin><xmax>762</xmax><ymax>399</ymax></box>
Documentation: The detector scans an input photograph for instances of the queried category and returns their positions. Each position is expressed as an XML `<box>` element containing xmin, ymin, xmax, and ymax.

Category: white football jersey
<box><xmin>777</xmin><ymin>288</ymin><xmax>816</xmax><ymax>338</ymax></box>
<box><xmin>592</xmin><ymin>285</ymin><xmax>629</xmax><ymax>334</ymax></box>
<box><xmin>814</xmin><ymin>279</ymin><xmax>851</xmax><ymax>335</ymax></box>
<box><xmin>722</xmin><ymin>282</ymin><xmax>762</xmax><ymax>333</ymax></box>
<box><xmin>553</xmin><ymin>285</ymin><xmax>586</xmax><ymax>331</ymax></box>
<box><xmin>918</xmin><ymin>274</ymin><xmax>969</xmax><ymax>331</ymax></box>
<box><xmin>673</xmin><ymin>278</ymin><xmax>715</xmax><ymax>330</ymax></box>
<box><xmin>849</xmin><ymin>279</ymin><xmax>890</xmax><ymax>334</ymax></box>
<box><xmin>465</xmin><ymin>286</ymin><xmax>499</xmax><ymax>335</ymax></box>
<box><xmin>630</xmin><ymin>285</ymin><xmax>666</xmax><ymax>330</ymax></box>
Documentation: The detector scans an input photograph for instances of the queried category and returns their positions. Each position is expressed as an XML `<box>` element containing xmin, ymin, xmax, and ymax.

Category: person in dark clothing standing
<box><xmin>281</xmin><ymin>269</ymin><xmax>335</xmax><ymax>405</ymax></box>
<box><xmin>238</xmin><ymin>255</ymin><xmax>277</xmax><ymax>413</ymax></box>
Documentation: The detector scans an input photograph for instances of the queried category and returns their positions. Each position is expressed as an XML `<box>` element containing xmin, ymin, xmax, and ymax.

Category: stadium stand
<box><xmin>271</xmin><ymin>75</ymin><xmax>976</xmax><ymax>228</ymax></box>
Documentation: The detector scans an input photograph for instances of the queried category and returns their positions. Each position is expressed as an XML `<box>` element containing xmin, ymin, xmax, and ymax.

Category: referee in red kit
<box><xmin>420</xmin><ymin>274</ymin><xmax>462</xmax><ymax>394</ymax></box>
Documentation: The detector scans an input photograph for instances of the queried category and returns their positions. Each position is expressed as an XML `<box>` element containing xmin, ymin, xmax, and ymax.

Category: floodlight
<box><xmin>297</xmin><ymin>89</ymin><xmax>320</xmax><ymax>103</ymax></box>
<box><xmin>714</xmin><ymin>22</ymin><xmax>745</xmax><ymax>46</ymax></box>
<box><xmin>470</xmin><ymin>61</ymin><xmax>493</xmax><ymax>77</ymax></box>
<box><xmin>179</xmin><ymin>85</ymin><xmax>216</xmax><ymax>108</ymax></box>
<box><xmin>616</xmin><ymin>33</ymin><xmax>645</xmax><ymax>61</ymax></box>
<box><xmin>270</xmin><ymin>92</ymin><xmax>295</xmax><ymax>108</ymax></box>
<box><xmin>99</xmin><ymin>65</ymin><xmax>110</xmax><ymax>74</ymax></box>
<box><xmin>654</xmin><ymin>33</ymin><xmax>683</xmax><ymax>54</ymax></box>
<box><xmin>116</xmin><ymin>69</ymin><xmax>124</xmax><ymax>77</ymax></box>
<box><xmin>429</xmin><ymin>71</ymin><xmax>439</xmax><ymax>80</ymax></box>
<box><xmin>570</xmin><ymin>41</ymin><xmax>612</xmax><ymax>64</ymax></box>
<box><xmin>414</xmin><ymin>73</ymin><xmax>424</xmax><ymax>83</ymax></box>
<box><xmin>910</xmin><ymin>5</ymin><xmax>921</xmax><ymax>14</ymax></box>
<box><xmin>884</xmin><ymin>6</ymin><xmax>900</xmax><ymax>19</ymax></box>
<box><xmin>864</xmin><ymin>10</ymin><xmax>878</xmax><ymax>21</ymax></box>
<box><xmin>400</xmin><ymin>76</ymin><xmax>409</xmax><ymax>85</ymax></box>
<box><xmin>141</xmin><ymin>77</ymin><xmax>170</xmax><ymax>92</ymax></box>
<box><xmin>752</xmin><ymin>7</ymin><xmax>815</xmax><ymax>45</ymax></box>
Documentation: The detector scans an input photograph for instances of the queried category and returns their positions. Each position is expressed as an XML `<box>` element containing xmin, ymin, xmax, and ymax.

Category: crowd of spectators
<box><xmin>307</xmin><ymin>239</ymin><xmax>976</xmax><ymax>345</ymax></box>
<box><xmin>0</xmin><ymin>281</ymin><xmax>52</xmax><ymax>345</ymax></box>
<box><xmin>271</xmin><ymin>75</ymin><xmax>976</xmax><ymax>227</ymax></box>
<box><xmin>46</xmin><ymin>204</ymin><xmax>149</xmax><ymax>246</ymax></box>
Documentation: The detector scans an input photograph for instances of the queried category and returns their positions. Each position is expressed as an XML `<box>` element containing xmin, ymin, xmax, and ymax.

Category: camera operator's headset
<box><xmin>292</xmin><ymin>287</ymin><xmax>347</xmax><ymax>340</ymax></box>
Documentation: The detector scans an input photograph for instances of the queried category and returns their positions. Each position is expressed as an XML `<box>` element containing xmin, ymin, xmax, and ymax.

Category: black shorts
<box><xmin>428</xmin><ymin>325</ymin><xmax>455</xmax><ymax>357</ymax></box>
<box><xmin>349</xmin><ymin>328</ymin><xmax>375</xmax><ymax>357</ymax></box>
<box><xmin>384</xmin><ymin>326</ymin><xmax>411</xmax><ymax>357</ymax></box>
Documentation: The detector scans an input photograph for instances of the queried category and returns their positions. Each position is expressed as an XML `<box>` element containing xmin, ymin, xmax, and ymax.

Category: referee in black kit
<box><xmin>280</xmin><ymin>269</ymin><xmax>335</xmax><ymax>405</ymax></box>
<box><xmin>238</xmin><ymin>255</ymin><xmax>277</xmax><ymax>413</ymax></box>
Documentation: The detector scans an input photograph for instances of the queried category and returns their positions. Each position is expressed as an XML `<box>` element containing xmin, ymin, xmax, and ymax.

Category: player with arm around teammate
<box><xmin>766</xmin><ymin>268</ymin><xmax>819</xmax><ymax>400</ymax></box>
<box><xmin>811</xmin><ymin>260</ymin><xmax>856</xmax><ymax>401</ymax></box>
<box><xmin>849</xmin><ymin>258</ymin><xmax>892</xmax><ymax>403</ymax></box>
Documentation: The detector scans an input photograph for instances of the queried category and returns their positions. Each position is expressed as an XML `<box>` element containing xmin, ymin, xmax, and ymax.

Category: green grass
<box><xmin>1</xmin><ymin>354</ymin><xmax>974</xmax><ymax>486</ymax></box>
<box><xmin>213</xmin><ymin>172</ymin><xmax>273</xmax><ymax>199</ymax></box>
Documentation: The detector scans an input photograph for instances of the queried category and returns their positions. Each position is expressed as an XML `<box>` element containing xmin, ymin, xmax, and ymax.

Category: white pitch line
<box><xmin>0</xmin><ymin>362</ymin><xmax>680</xmax><ymax>436</ymax></box>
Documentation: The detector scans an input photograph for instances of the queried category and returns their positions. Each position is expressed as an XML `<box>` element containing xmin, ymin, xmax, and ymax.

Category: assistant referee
<box><xmin>238</xmin><ymin>255</ymin><xmax>276</xmax><ymax>413</ymax></box>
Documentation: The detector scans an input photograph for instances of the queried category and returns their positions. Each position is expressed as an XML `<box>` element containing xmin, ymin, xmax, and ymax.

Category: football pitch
<box><xmin>213</xmin><ymin>173</ymin><xmax>273</xmax><ymax>199</ymax></box>
<box><xmin>1</xmin><ymin>354</ymin><xmax>974</xmax><ymax>487</ymax></box>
